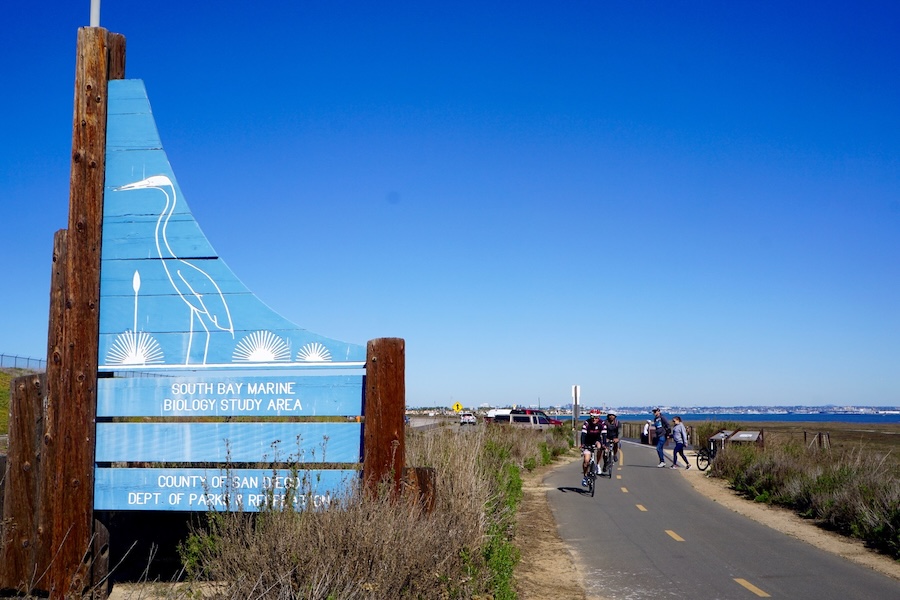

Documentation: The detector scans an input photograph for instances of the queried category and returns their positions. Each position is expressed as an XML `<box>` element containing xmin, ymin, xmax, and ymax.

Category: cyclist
<box><xmin>605</xmin><ymin>411</ymin><xmax>621</xmax><ymax>463</ymax></box>
<box><xmin>580</xmin><ymin>410</ymin><xmax>607</xmax><ymax>486</ymax></box>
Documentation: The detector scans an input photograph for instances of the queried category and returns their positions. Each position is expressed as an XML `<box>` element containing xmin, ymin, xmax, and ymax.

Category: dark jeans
<box><xmin>673</xmin><ymin>442</ymin><xmax>688</xmax><ymax>465</ymax></box>
<box><xmin>656</xmin><ymin>433</ymin><xmax>667</xmax><ymax>462</ymax></box>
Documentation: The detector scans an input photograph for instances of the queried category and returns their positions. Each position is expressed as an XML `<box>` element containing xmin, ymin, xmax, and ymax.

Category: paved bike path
<box><xmin>544</xmin><ymin>440</ymin><xmax>900</xmax><ymax>600</ymax></box>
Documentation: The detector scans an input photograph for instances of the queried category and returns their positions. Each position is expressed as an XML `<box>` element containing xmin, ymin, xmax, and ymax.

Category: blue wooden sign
<box><xmin>94</xmin><ymin>79</ymin><xmax>369</xmax><ymax>511</ymax></box>
<box><xmin>100</xmin><ymin>79</ymin><xmax>365</xmax><ymax>370</ymax></box>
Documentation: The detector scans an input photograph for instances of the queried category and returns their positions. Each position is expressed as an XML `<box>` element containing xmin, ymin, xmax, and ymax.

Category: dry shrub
<box><xmin>711</xmin><ymin>437</ymin><xmax>900</xmax><ymax>557</ymax></box>
<box><xmin>173</xmin><ymin>424</ymin><xmax>567</xmax><ymax>599</ymax></box>
<box><xmin>181</xmin><ymin>488</ymin><xmax>466</xmax><ymax>599</ymax></box>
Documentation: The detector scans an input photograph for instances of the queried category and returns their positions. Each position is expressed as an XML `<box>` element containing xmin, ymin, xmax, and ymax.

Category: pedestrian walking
<box><xmin>671</xmin><ymin>416</ymin><xmax>690</xmax><ymax>469</ymax></box>
<box><xmin>651</xmin><ymin>407</ymin><xmax>672</xmax><ymax>467</ymax></box>
<box><xmin>641</xmin><ymin>420</ymin><xmax>650</xmax><ymax>445</ymax></box>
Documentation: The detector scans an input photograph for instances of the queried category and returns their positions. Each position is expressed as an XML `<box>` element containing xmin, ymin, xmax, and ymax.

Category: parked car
<box><xmin>510</xmin><ymin>408</ymin><xmax>563</xmax><ymax>426</ymax></box>
<box><xmin>484</xmin><ymin>408</ymin><xmax>511</xmax><ymax>423</ymax></box>
<box><xmin>483</xmin><ymin>408</ymin><xmax>563</xmax><ymax>428</ymax></box>
<box><xmin>487</xmin><ymin>411</ymin><xmax>557</xmax><ymax>431</ymax></box>
<box><xmin>459</xmin><ymin>412</ymin><xmax>477</xmax><ymax>426</ymax></box>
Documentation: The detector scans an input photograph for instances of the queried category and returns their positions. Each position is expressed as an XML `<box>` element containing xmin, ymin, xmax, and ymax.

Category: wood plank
<box><xmin>94</xmin><ymin>467</ymin><xmax>356</xmax><ymax>511</ymax></box>
<box><xmin>97</xmin><ymin>326</ymin><xmax>366</xmax><ymax>370</ymax></box>
<box><xmin>96</xmin><ymin>375</ymin><xmax>363</xmax><ymax>417</ymax></box>
<box><xmin>99</xmin><ymin>259</ymin><xmax>249</xmax><ymax>296</ymax></box>
<box><xmin>95</xmin><ymin>422</ymin><xmax>362</xmax><ymax>463</ymax></box>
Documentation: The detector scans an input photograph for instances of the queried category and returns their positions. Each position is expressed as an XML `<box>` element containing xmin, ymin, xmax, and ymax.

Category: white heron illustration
<box><xmin>115</xmin><ymin>174</ymin><xmax>234</xmax><ymax>364</ymax></box>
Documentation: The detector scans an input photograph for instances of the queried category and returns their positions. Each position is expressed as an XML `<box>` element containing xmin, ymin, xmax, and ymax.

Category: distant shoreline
<box><xmin>560</xmin><ymin>413</ymin><xmax>900</xmax><ymax>425</ymax></box>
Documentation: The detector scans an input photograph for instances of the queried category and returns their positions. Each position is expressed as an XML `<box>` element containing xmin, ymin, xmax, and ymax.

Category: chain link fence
<box><xmin>0</xmin><ymin>354</ymin><xmax>167</xmax><ymax>378</ymax></box>
<box><xmin>0</xmin><ymin>353</ymin><xmax>46</xmax><ymax>372</ymax></box>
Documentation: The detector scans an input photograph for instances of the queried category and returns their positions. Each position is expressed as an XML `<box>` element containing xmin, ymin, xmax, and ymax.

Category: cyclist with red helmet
<box><xmin>580</xmin><ymin>410</ymin><xmax>608</xmax><ymax>486</ymax></box>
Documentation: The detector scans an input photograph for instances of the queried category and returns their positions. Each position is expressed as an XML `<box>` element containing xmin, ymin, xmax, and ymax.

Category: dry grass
<box><xmin>0</xmin><ymin>370</ymin><xmax>14</xmax><ymax>444</ymax></box>
<box><xmin>142</xmin><ymin>423</ymin><xmax>570</xmax><ymax>600</ymax></box>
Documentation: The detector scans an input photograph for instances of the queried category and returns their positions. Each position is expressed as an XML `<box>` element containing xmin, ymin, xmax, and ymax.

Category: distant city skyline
<box><xmin>415</xmin><ymin>403</ymin><xmax>900</xmax><ymax>414</ymax></box>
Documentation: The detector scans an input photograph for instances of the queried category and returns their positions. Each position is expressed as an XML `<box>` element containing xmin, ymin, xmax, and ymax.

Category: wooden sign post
<box><xmin>48</xmin><ymin>26</ymin><xmax>125</xmax><ymax>598</ymax></box>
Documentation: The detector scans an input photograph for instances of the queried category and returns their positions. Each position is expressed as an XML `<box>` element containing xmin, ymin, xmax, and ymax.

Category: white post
<box><xmin>572</xmin><ymin>385</ymin><xmax>580</xmax><ymax>445</ymax></box>
<box><xmin>90</xmin><ymin>0</ymin><xmax>101</xmax><ymax>27</ymax></box>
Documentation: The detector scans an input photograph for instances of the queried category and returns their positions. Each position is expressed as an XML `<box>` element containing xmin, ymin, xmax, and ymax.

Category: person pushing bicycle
<box><xmin>581</xmin><ymin>410</ymin><xmax>607</xmax><ymax>486</ymax></box>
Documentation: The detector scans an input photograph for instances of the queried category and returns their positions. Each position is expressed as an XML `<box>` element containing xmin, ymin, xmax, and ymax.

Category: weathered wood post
<box><xmin>0</xmin><ymin>235</ymin><xmax>67</xmax><ymax>593</ymax></box>
<box><xmin>363</xmin><ymin>338</ymin><xmax>406</xmax><ymax>494</ymax></box>
<box><xmin>0</xmin><ymin>374</ymin><xmax>45</xmax><ymax>592</ymax></box>
<box><xmin>33</xmin><ymin>230</ymin><xmax>68</xmax><ymax>591</ymax></box>
<box><xmin>47</xmin><ymin>27</ymin><xmax>124</xmax><ymax>598</ymax></box>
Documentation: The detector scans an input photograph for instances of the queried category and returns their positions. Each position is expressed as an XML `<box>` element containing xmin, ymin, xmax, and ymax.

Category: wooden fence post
<box><xmin>363</xmin><ymin>338</ymin><xmax>405</xmax><ymax>494</ymax></box>
<box><xmin>0</xmin><ymin>374</ymin><xmax>45</xmax><ymax>593</ymax></box>
<box><xmin>27</xmin><ymin>230</ymin><xmax>68</xmax><ymax>594</ymax></box>
<box><xmin>402</xmin><ymin>467</ymin><xmax>436</xmax><ymax>513</ymax></box>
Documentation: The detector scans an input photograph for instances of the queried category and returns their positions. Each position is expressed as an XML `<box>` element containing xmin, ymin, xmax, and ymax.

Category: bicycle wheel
<box><xmin>696</xmin><ymin>448</ymin><xmax>710</xmax><ymax>471</ymax></box>
<box><xmin>589</xmin><ymin>460</ymin><xmax>596</xmax><ymax>496</ymax></box>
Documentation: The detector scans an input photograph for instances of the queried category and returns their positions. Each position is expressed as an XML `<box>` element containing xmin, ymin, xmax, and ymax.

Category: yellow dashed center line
<box><xmin>616</xmin><ymin>474</ymin><xmax>622</xmax><ymax>479</ymax></box>
<box><xmin>734</xmin><ymin>578</ymin><xmax>770</xmax><ymax>597</ymax></box>
<box><xmin>636</xmin><ymin>504</ymin><xmax>647</xmax><ymax>512</ymax></box>
<box><xmin>620</xmin><ymin>487</ymin><xmax>628</xmax><ymax>493</ymax></box>
<box><xmin>665</xmin><ymin>530</ymin><xmax>684</xmax><ymax>541</ymax></box>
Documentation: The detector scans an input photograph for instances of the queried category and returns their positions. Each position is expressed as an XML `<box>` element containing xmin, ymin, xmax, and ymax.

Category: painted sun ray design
<box><xmin>106</xmin><ymin>330</ymin><xmax>165</xmax><ymax>365</ymax></box>
<box><xmin>105</xmin><ymin>270</ymin><xmax>165</xmax><ymax>365</ymax></box>
<box><xmin>297</xmin><ymin>342</ymin><xmax>332</xmax><ymax>362</ymax></box>
<box><xmin>233</xmin><ymin>330</ymin><xmax>292</xmax><ymax>362</ymax></box>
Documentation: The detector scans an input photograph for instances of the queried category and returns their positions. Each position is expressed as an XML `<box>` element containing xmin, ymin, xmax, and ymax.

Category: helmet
<box><xmin>588</xmin><ymin>410</ymin><xmax>601</xmax><ymax>418</ymax></box>
<box><xmin>606</xmin><ymin>411</ymin><xmax>616</xmax><ymax>418</ymax></box>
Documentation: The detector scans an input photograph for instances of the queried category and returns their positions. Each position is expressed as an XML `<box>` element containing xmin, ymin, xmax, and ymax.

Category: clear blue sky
<box><xmin>2</xmin><ymin>1</ymin><xmax>899</xmax><ymax>408</ymax></box>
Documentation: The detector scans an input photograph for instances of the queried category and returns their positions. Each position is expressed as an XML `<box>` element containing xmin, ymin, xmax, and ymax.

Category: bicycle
<box><xmin>581</xmin><ymin>445</ymin><xmax>599</xmax><ymax>497</ymax></box>
<box><xmin>696</xmin><ymin>442</ymin><xmax>718</xmax><ymax>471</ymax></box>
<box><xmin>598</xmin><ymin>441</ymin><xmax>614</xmax><ymax>478</ymax></box>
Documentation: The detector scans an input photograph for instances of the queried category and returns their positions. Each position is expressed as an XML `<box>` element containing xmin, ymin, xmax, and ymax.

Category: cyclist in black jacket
<box><xmin>606</xmin><ymin>411</ymin><xmax>621</xmax><ymax>463</ymax></box>
<box><xmin>580</xmin><ymin>411</ymin><xmax>607</xmax><ymax>486</ymax></box>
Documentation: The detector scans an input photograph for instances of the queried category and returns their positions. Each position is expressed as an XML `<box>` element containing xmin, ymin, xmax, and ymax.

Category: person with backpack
<box><xmin>651</xmin><ymin>407</ymin><xmax>672</xmax><ymax>467</ymax></box>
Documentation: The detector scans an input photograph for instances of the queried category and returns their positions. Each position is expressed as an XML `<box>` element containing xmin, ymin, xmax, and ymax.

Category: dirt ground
<box><xmin>513</xmin><ymin>450</ymin><xmax>900</xmax><ymax>600</ymax></box>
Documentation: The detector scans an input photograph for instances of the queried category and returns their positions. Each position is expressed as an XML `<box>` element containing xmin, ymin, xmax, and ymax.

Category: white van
<box><xmin>488</xmin><ymin>411</ymin><xmax>554</xmax><ymax>431</ymax></box>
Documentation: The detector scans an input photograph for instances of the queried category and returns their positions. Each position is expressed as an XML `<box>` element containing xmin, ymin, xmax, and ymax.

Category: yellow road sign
<box><xmin>452</xmin><ymin>402</ymin><xmax>463</xmax><ymax>412</ymax></box>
